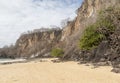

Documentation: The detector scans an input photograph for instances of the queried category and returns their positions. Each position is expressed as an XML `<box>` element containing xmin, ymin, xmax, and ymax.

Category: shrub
<box><xmin>79</xmin><ymin>7</ymin><xmax>116</xmax><ymax>50</ymax></box>
<box><xmin>79</xmin><ymin>24</ymin><xmax>105</xmax><ymax>50</ymax></box>
<box><xmin>51</xmin><ymin>48</ymin><xmax>64</xmax><ymax>57</ymax></box>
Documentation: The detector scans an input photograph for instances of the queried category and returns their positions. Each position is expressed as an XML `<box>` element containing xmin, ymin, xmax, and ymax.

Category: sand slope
<box><xmin>0</xmin><ymin>58</ymin><xmax>120</xmax><ymax>83</ymax></box>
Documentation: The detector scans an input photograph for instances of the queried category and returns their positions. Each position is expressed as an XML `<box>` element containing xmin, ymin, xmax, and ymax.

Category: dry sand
<box><xmin>0</xmin><ymin>58</ymin><xmax>120</xmax><ymax>83</ymax></box>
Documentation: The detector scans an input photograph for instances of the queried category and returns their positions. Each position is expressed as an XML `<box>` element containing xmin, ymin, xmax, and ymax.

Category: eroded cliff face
<box><xmin>14</xmin><ymin>29</ymin><xmax>62</xmax><ymax>58</ymax></box>
<box><xmin>0</xmin><ymin>0</ymin><xmax>119</xmax><ymax>59</ymax></box>
<box><xmin>61</xmin><ymin>0</ymin><xmax>119</xmax><ymax>41</ymax></box>
<box><xmin>61</xmin><ymin>0</ymin><xmax>119</xmax><ymax>58</ymax></box>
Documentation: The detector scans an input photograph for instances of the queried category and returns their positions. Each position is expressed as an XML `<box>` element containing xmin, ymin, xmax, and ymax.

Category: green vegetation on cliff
<box><xmin>79</xmin><ymin>6</ymin><xmax>119</xmax><ymax>50</ymax></box>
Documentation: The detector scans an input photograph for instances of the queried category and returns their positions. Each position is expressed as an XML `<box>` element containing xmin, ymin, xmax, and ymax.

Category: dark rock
<box><xmin>99</xmin><ymin>58</ymin><xmax>106</xmax><ymax>62</ymax></box>
<box><xmin>112</xmin><ymin>63</ymin><xmax>120</xmax><ymax>68</ymax></box>
<box><xmin>78</xmin><ymin>61</ymin><xmax>87</xmax><ymax>64</ymax></box>
<box><xmin>94</xmin><ymin>62</ymin><xmax>108</xmax><ymax>66</ymax></box>
<box><xmin>111</xmin><ymin>68</ymin><xmax>120</xmax><ymax>73</ymax></box>
<box><xmin>107</xmin><ymin>61</ymin><xmax>112</xmax><ymax>66</ymax></box>
<box><xmin>94</xmin><ymin>41</ymin><xmax>109</xmax><ymax>62</ymax></box>
<box><xmin>51</xmin><ymin>59</ymin><xmax>61</xmax><ymax>63</ymax></box>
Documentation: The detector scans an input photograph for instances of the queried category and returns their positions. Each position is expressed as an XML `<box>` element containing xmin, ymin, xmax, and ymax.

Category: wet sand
<box><xmin>0</xmin><ymin>58</ymin><xmax>120</xmax><ymax>83</ymax></box>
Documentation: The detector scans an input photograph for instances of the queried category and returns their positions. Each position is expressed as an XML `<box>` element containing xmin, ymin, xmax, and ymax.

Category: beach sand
<box><xmin>0</xmin><ymin>58</ymin><xmax>120</xmax><ymax>83</ymax></box>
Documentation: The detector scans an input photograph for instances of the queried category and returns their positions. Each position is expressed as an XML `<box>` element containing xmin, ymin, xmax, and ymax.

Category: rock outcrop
<box><xmin>0</xmin><ymin>0</ymin><xmax>119</xmax><ymax>71</ymax></box>
<box><xmin>61</xmin><ymin>0</ymin><xmax>119</xmax><ymax>58</ymax></box>
<box><xmin>0</xmin><ymin>28</ymin><xmax>62</xmax><ymax>58</ymax></box>
<box><xmin>15</xmin><ymin>28</ymin><xmax>62</xmax><ymax>58</ymax></box>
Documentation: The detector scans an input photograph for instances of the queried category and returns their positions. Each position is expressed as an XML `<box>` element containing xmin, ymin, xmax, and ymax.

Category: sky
<box><xmin>0</xmin><ymin>0</ymin><xmax>83</xmax><ymax>47</ymax></box>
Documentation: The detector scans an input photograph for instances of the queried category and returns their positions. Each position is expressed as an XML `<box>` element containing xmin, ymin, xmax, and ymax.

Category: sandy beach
<box><xmin>0</xmin><ymin>58</ymin><xmax>120</xmax><ymax>83</ymax></box>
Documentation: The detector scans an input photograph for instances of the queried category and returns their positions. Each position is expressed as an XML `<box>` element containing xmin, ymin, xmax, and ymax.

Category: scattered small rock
<box><xmin>96</xmin><ymin>62</ymin><xmax>108</xmax><ymax>66</ymax></box>
<box><xmin>78</xmin><ymin>61</ymin><xmax>87</xmax><ymax>64</ymax></box>
<box><xmin>51</xmin><ymin>59</ymin><xmax>61</xmax><ymax>63</ymax></box>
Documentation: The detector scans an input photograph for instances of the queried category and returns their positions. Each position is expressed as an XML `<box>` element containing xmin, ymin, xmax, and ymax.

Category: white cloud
<box><xmin>0</xmin><ymin>0</ymin><xmax>83</xmax><ymax>47</ymax></box>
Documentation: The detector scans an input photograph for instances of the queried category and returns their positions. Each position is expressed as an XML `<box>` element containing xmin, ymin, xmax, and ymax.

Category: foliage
<box><xmin>51</xmin><ymin>48</ymin><xmax>64</xmax><ymax>57</ymax></box>
<box><xmin>79</xmin><ymin>24</ymin><xmax>104</xmax><ymax>50</ymax></box>
<box><xmin>79</xmin><ymin>7</ymin><xmax>117</xmax><ymax>50</ymax></box>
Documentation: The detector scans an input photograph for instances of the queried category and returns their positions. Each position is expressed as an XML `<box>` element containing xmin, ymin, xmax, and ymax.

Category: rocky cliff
<box><xmin>0</xmin><ymin>28</ymin><xmax>62</xmax><ymax>58</ymax></box>
<box><xmin>0</xmin><ymin>0</ymin><xmax>119</xmax><ymax>70</ymax></box>
<box><xmin>61</xmin><ymin>0</ymin><xmax>119</xmax><ymax>45</ymax></box>
<box><xmin>61</xmin><ymin>0</ymin><xmax>119</xmax><ymax>59</ymax></box>
<box><xmin>61</xmin><ymin>0</ymin><xmax>120</xmax><ymax>73</ymax></box>
<box><xmin>14</xmin><ymin>28</ymin><xmax>62</xmax><ymax>58</ymax></box>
